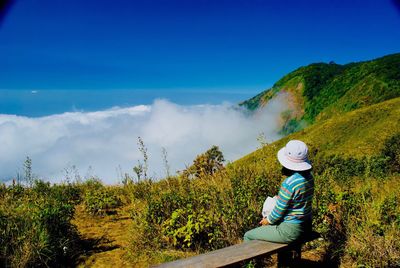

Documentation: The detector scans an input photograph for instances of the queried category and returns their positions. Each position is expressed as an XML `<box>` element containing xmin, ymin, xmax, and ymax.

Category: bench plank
<box><xmin>154</xmin><ymin>241</ymin><xmax>288</xmax><ymax>268</ymax></box>
<box><xmin>154</xmin><ymin>232</ymin><xmax>320</xmax><ymax>268</ymax></box>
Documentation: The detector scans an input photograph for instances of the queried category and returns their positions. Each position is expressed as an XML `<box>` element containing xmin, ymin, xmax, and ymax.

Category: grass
<box><xmin>72</xmin><ymin>204</ymin><xmax>132</xmax><ymax>267</ymax></box>
<box><xmin>238</xmin><ymin>97</ymin><xmax>400</xmax><ymax>165</ymax></box>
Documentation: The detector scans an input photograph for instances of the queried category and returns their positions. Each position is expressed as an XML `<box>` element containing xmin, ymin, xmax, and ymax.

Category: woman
<box><xmin>244</xmin><ymin>140</ymin><xmax>314</xmax><ymax>243</ymax></box>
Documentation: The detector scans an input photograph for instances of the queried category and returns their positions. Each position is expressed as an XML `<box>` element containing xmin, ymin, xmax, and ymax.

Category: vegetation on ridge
<box><xmin>241</xmin><ymin>53</ymin><xmax>400</xmax><ymax>133</ymax></box>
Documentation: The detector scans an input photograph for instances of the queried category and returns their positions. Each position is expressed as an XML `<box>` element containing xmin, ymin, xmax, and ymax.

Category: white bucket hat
<box><xmin>277</xmin><ymin>140</ymin><xmax>312</xmax><ymax>171</ymax></box>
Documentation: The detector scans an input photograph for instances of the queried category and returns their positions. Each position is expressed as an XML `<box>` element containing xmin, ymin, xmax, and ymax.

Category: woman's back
<box><xmin>269</xmin><ymin>172</ymin><xmax>314</xmax><ymax>224</ymax></box>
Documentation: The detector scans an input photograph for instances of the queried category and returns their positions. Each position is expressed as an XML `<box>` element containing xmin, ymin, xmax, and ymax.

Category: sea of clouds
<box><xmin>0</xmin><ymin>96</ymin><xmax>288</xmax><ymax>184</ymax></box>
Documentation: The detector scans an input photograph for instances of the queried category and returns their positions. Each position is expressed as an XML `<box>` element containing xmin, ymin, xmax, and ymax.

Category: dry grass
<box><xmin>72</xmin><ymin>200</ymin><xmax>197</xmax><ymax>267</ymax></box>
<box><xmin>72</xmin><ymin>204</ymin><xmax>133</xmax><ymax>267</ymax></box>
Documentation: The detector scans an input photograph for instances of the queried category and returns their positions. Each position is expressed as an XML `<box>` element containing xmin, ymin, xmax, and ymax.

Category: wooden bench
<box><xmin>154</xmin><ymin>231</ymin><xmax>320</xmax><ymax>268</ymax></box>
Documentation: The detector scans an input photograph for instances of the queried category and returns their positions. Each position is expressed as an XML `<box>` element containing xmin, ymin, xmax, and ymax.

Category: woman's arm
<box><xmin>267</xmin><ymin>180</ymin><xmax>293</xmax><ymax>224</ymax></box>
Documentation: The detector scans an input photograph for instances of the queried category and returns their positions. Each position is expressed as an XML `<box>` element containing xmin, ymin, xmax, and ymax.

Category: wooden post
<box><xmin>277</xmin><ymin>244</ymin><xmax>301</xmax><ymax>268</ymax></box>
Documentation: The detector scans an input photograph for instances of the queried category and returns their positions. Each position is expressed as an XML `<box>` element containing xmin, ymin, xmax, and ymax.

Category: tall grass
<box><xmin>0</xmin><ymin>181</ymin><xmax>81</xmax><ymax>267</ymax></box>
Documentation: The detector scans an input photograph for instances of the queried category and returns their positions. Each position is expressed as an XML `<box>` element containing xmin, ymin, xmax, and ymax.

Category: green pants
<box><xmin>243</xmin><ymin>221</ymin><xmax>310</xmax><ymax>243</ymax></box>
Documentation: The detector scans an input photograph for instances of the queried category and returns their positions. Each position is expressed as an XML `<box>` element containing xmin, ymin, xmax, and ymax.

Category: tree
<box><xmin>182</xmin><ymin>146</ymin><xmax>225</xmax><ymax>179</ymax></box>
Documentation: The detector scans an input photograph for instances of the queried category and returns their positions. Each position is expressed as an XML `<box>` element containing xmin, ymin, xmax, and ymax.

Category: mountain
<box><xmin>240</xmin><ymin>53</ymin><xmax>400</xmax><ymax>134</ymax></box>
<box><xmin>237</xmin><ymin>96</ymin><xmax>400</xmax><ymax>165</ymax></box>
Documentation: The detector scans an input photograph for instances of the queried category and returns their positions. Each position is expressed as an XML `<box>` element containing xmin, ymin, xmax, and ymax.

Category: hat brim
<box><xmin>277</xmin><ymin>147</ymin><xmax>312</xmax><ymax>171</ymax></box>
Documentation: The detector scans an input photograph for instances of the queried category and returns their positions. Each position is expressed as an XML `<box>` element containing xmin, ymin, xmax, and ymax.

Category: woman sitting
<box><xmin>244</xmin><ymin>140</ymin><xmax>314</xmax><ymax>243</ymax></box>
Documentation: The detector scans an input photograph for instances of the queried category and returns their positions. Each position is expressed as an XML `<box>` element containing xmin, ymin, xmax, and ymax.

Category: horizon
<box><xmin>0</xmin><ymin>87</ymin><xmax>262</xmax><ymax>117</ymax></box>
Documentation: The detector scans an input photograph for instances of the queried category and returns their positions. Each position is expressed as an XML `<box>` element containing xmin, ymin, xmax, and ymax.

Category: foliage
<box><xmin>279</xmin><ymin>117</ymin><xmax>304</xmax><ymax>135</ymax></box>
<box><xmin>240</xmin><ymin>53</ymin><xmax>400</xmax><ymax>128</ymax></box>
<box><xmin>239</xmin><ymin>89</ymin><xmax>270</xmax><ymax>110</ymax></box>
<box><xmin>162</xmin><ymin>208</ymin><xmax>221</xmax><ymax>249</ymax></box>
<box><xmin>380</xmin><ymin>194</ymin><xmax>400</xmax><ymax>228</ymax></box>
<box><xmin>82</xmin><ymin>178</ymin><xmax>122</xmax><ymax>215</ymax></box>
<box><xmin>0</xmin><ymin>181</ymin><xmax>80</xmax><ymax>267</ymax></box>
<box><xmin>182</xmin><ymin>145</ymin><xmax>225</xmax><ymax>179</ymax></box>
<box><xmin>381</xmin><ymin>132</ymin><xmax>400</xmax><ymax>173</ymax></box>
<box><xmin>127</xmin><ymin>179</ymin><xmax>154</xmax><ymax>200</ymax></box>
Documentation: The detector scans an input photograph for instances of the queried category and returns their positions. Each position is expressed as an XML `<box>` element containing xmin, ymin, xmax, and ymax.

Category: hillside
<box><xmin>241</xmin><ymin>53</ymin><xmax>400</xmax><ymax>134</ymax></box>
<box><xmin>239</xmin><ymin>97</ymin><xmax>400</xmax><ymax>164</ymax></box>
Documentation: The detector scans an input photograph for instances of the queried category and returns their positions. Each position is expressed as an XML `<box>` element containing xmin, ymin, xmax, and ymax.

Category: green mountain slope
<box><xmin>237</xmin><ymin>97</ymin><xmax>400</xmax><ymax>167</ymax></box>
<box><xmin>240</xmin><ymin>53</ymin><xmax>400</xmax><ymax>132</ymax></box>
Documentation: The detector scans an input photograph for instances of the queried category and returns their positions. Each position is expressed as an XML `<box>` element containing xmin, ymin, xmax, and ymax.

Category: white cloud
<box><xmin>0</xmin><ymin>97</ymin><xmax>288</xmax><ymax>184</ymax></box>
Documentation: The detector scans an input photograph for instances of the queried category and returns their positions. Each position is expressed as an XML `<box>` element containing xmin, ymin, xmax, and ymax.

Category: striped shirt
<box><xmin>267</xmin><ymin>172</ymin><xmax>314</xmax><ymax>225</ymax></box>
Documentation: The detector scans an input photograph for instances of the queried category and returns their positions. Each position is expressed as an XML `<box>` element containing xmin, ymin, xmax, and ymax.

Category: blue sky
<box><xmin>0</xmin><ymin>0</ymin><xmax>399</xmax><ymax>91</ymax></box>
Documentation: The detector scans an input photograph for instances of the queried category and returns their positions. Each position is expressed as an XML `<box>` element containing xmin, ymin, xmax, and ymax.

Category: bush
<box><xmin>127</xmin><ymin>179</ymin><xmax>153</xmax><ymax>200</ymax></box>
<box><xmin>33</xmin><ymin>180</ymin><xmax>82</xmax><ymax>205</ymax></box>
<box><xmin>380</xmin><ymin>195</ymin><xmax>400</xmax><ymax>228</ymax></box>
<box><xmin>82</xmin><ymin>179</ymin><xmax>122</xmax><ymax>215</ymax></box>
<box><xmin>142</xmin><ymin>177</ymin><xmax>235</xmax><ymax>252</ymax></box>
<box><xmin>382</xmin><ymin>133</ymin><xmax>400</xmax><ymax>173</ymax></box>
<box><xmin>162</xmin><ymin>208</ymin><xmax>222</xmax><ymax>250</ymax></box>
<box><xmin>0</xmin><ymin>181</ymin><xmax>80</xmax><ymax>267</ymax></box>
<box><xmin>182</xmin><ymin>146</ymin><xmax>225</xmax><ymax>179</ymax></box>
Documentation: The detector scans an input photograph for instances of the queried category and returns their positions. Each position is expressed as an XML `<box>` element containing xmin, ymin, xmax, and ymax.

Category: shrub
<box><xmin>182</xmin><ymin>146</ymin><xmax>225</xmax><ymax>179</ymax></box>
<box><xmin>83</xmin><ymin>182</ymin><xmax>122</xmax><ymax>215</ymax></box>
<box><xmin>142</xmin><ymin>176</ymin><xmax>235</xmax><ymax>251</ymax></box>
<box><xmin>0</xmin><ymin>181</ymin><xmax>80</xmax><ymax>267</ymax></box>
<box><xmin>33</xmin><ymin>180</ymin><xmax>82</xmax><ymax>205</ymax></box>
<box><xmin>127</xmin><ymin>179</ymin><xmax>153</xmax><ymax>200</ymax></box>
<box><xmin>380</xmin><ymin>195</ymin><xmax>400</xmax><ymax>228</ymax></box>
<box><xmin>162</xmin><ymin>208</ymin><xmax>222</xmax><ymax>250</ymax></box>
<box><xmin>382</xmin><ymin>133</ymin><xmax>400</xmax><ymax>173</ymax></box>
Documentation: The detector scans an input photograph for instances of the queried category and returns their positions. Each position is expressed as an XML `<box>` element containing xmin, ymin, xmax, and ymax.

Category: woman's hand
<box><xmin>259</xmin><ymin>218</ymin><xmax>269</xmax><ymax>226</ymax></box>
